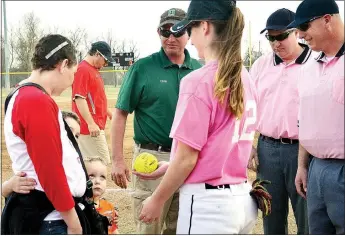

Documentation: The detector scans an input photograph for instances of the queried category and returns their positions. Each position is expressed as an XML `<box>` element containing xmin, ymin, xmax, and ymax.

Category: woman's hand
<box><xmin>60</xmin><ymin>208</ymin><xmax>82</xmax><ymax>235</ymax></box>
<box><xmin>139</xmin><ymin>196</ymin><xmax>164</xmax><ymax>224</ymax></box>
<box><xmin>2</xmin><ymin>172</ymin><xmax>36</xmax><ymax>197</ymax></box>
<box><xmin>132</xmin><ymin>161</ymin><xmax>169</xmax><ymax>180</ymax></box>
<box><xmin>11</xmin><ymin>172</ymin><xmax>37</xmax><ymax>193</ymax></box>
<box><xmin>67</xmin><ymin>225</ymin><xmax>82</xmax><ymax>235</ymax></box>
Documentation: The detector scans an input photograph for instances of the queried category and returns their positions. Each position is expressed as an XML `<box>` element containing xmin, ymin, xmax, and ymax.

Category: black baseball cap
<box><xmin>260</xmin><ymin>8</ymin><xmax>295</xmax><ymax>34</ymax></box>
<box><xmin>91</xmin><ymin>41</ymin><xmax>115</xmax><ymax>63</ymax></box>
<box><xmin>158</xmin><ymin>8</ymin><xmax>186</xmax><ymax>28</ymax></box>
<box><xmin>287</xmin><ymin>0</ymin><xmax>339</xmax><ymax>29</ymax></box>
<box><xmin>171</xmin><ymin>0</ymin><xmax>236</xmax><ymax>33</ymax></box>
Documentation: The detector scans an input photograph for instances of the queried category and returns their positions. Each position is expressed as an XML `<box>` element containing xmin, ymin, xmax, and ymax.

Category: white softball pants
<box><xmin>177</xmin><ymin>182</ymin><xmax>258</xmax><ymax>234</ymax></box>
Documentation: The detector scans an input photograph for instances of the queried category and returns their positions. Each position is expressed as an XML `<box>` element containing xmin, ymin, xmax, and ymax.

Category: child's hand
<box><xmin>103</xmin><ymin>208</ymin><xmax>119</xmax><ymax>225</ymax></box>
<box><xmin>113</xmin><ymin>208</ymin><xmax>119</xmax><ymax>224</ymax></box>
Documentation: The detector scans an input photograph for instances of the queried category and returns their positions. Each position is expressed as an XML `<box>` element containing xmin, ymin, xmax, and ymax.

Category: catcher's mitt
<box><xmin>249</xmin><ymin>179</ymin><xmax>272</xmax><ymax>217</ymax></box>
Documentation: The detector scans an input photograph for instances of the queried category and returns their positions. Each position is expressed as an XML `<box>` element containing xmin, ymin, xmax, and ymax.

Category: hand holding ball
<box><xmin>133</xmin><ymin>152</ymin><xmax>158</xmax><ymax>174</ymax></box>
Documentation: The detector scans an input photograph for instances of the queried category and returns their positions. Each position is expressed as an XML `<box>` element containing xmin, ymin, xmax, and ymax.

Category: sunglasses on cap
<box><xmin>97</xmin><ymin>50</ymin><xmax>109</xmax><ymax>66</ymax></box>
<box><xmin>159</xmin><ymin>27</ymin><xmax>188</xmax><ymax>38</ymax></box>
<box><xmin>296</xmin><ymin>15</ymin><xmax>326</xmax><ymax>32</ymax></box>
<box><xmin>265</xmin><ymin>30</ymin><xmax>294</xmax><ymax>42</ymax></box>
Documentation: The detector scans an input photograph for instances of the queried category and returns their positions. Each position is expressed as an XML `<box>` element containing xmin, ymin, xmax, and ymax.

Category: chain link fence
<box><xmin>0</xmin><ymin>70</ymin><xmax>128</xmax><ymax>88</ymax></box>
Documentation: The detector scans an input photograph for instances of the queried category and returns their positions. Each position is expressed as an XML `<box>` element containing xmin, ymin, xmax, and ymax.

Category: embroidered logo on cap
<box><xmin>168</xmin><ymin>9</ymin><xmax>176</xmax><ymax>16</ymax></box>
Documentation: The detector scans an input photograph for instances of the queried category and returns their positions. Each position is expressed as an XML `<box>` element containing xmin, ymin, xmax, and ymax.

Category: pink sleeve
<box><xmin>249</xmin><ymin>59</ymin><xmax>260</xmax><ymax>89</ymax></box>
<box><xmin>170</xmin><ymin>94</ymin><xmax>211</xmax><ymax>151</ymax></box>
<box><xmin>12</xmin><ymin>95</ymin><xmax>75</xmax><ymax>211</ymax></box>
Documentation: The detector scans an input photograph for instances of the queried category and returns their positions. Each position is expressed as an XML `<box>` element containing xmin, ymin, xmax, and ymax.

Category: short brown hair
<box><xmin>31</xmin><ymin>34</ymin><xmax>77</xmax><ymax>72</ymax></box>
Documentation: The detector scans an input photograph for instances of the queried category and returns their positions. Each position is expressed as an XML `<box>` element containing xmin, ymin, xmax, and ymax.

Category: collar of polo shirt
<box><xmin>273</xmin><ymin>43</ymin><xmax>312</xmax><ymax>66</ymax></box>
<box><xmin>315</xmin><ymin>43</ymin><xmax>345</xmax><ymax>63</ymax></box>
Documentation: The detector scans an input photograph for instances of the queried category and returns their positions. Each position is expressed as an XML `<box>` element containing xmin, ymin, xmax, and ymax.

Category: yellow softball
<box><xmin>133</xmin><ymin>152</ymin><xmax>158</xmax><ymax>174</ymax></box>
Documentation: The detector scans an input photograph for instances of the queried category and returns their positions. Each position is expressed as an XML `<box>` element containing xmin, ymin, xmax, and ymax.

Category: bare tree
<box><xmin>115</xmin><ymin>39</ymin><xmax>140</xmax><ymax>62</ymax></box>
<box><xmin>82</xmin><ymin>32</ymin><xmax>95</xmax><ymax>55</ymax></box>
<box><xmin>8</xmin><ymin>28</ymin><xmax>17</xmax><ymax>70</ymax></box>
<box><xmin>243</xmin><ymin>45</ymin><xmax>263</xmax><ymax>70</ymax></box>
<box><xmin>105</xmin><ymin>29</ymin><xmax>118</xmax><ymax>53</ymax></box>
<box><xmin>0</xmin><ymin>30</ymin><xmax>16</xmax><ymax>71</ymax></box>
<box><xmin>1</xmin><ymin>37</ymin><xmax>5</xmax><ymax>73</ymax></box>
<box><xmin>115</xmin><ymin>40</ymin><xmax>126</xmax><ymax>54</ymax></box>
<box><xmin>14</xmin><ymin>12</ymin><xmax>43</xmax><ymax>71</ymax></box>
<box><xmin>127</xmin><ymin>39</ymin><xmax>140</xmax><ymax>61</ymax></box>
<box><xmin>45</xmin><ymin>25</ymin><xmax>64</xmax><ymax>35</ymax></box>
<box><xmin>67</xmin><ymin>27</ymin><xmax>87</xmax><ymax>52</ymax></box>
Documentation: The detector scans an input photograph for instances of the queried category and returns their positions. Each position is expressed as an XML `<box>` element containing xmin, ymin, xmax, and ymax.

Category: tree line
<box><xmin>1</xmin><ymin>12</ymin><xmax>140</xmax><ymax>73</ymax></box>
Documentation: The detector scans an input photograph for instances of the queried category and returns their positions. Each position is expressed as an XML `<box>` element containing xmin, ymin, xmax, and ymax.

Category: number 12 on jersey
<box><xmin>232</xmin><ymin>100</ymin><xmax>257</xmax><ymax>143</ymax></box>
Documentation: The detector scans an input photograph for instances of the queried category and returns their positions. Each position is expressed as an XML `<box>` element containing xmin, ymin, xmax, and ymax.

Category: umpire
<box><xmin>248</xmin><ymin>8</ymin><xmax>311</xmax><ymax>235</ymax></box>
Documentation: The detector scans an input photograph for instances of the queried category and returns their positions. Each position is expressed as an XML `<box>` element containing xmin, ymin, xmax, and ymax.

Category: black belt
<box><xmin>205</xmin><ymin>183</ymin><xmax>230</xmax><ymax>189</ymax></box>
<box><xmin>138</xmin><ymin>143</ymin><xmax>171</xmax><ymax>152</ymax></box>
<box><xmin>205</xmin><ymin>181</ymin><xmax>248</xmax><ymax>190</ymax></box>
<box><xmin>261</xmin><ymin>134</ymin><xmax>299</xmax><ymax>144</ymax></box>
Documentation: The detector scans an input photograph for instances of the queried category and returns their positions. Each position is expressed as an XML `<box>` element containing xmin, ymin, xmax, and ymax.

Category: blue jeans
<box><xmin>257</xmin><ymin>136</ymin><xmax>309</xmax><ymax>234</ymax></box>
<box><xmin>307</xmin><ymin>157</ymin><xmax>345</xmax><ymax>234</ymax></box>
<box><xmin>39</xmin><ymin>220</ymin><xmax>67</xmax><ymax>235</ymax></box>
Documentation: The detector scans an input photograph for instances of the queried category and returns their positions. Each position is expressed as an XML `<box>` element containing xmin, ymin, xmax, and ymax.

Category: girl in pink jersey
<box><xmin>135</xmin><ymin>0</ymin><xmax>260</xmax><ymax>234</ymax></box>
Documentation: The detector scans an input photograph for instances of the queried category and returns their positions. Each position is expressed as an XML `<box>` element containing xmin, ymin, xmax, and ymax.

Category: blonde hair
<box><xmin>84</xmin><ymin>156</ymin><xmax>107</xmax><ymax>166</ymax></box>
<box><xmin>211</xmin><ymin>7</ymin><xmax>245</xmax><ymax>119</ymax></box>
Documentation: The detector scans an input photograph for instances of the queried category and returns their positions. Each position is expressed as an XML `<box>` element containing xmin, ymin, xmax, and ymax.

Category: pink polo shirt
<box><xmin>169</xmin><ymin>61</ymin><xmax>258</xmax><ymax>185</ymax></box>
<box><xmin>250</xmin><ymin>44</ymin><xmax>313</xmax><ymax>139</ymax></box>
<box><xmin>298</xmin><ymin>44</ymin><xmax>344</xmax><ymax>159</ymax></box>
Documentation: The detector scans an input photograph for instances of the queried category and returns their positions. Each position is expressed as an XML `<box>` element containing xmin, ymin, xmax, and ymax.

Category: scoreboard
<box><xmin>111</xmin><ymin>52</ymin><xmax>134</xmax><ymax>67</ymax></box>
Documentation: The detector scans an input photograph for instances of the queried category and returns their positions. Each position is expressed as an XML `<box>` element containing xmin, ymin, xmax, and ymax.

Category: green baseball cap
<box><xmin>158</xmin><ymin>8</ymin><xmax>187</xmax><ymax>28</ymax></box>
<box><xmin>171</xmin><ymin>0</ymin><xmax>236</xmax><ymax>33</ymax></box>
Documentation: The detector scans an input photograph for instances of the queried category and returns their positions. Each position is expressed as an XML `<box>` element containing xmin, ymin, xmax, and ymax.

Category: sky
<box><xmin>3</xmin><ymin>1</ymin><xmax>345</xmax><ymax>60</ymax></box>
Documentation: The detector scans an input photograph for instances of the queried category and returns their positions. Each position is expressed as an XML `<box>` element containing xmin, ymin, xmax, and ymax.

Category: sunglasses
<box><xmin>265</xmin><ymin>30</ymin><xmax>294</xmax><ymax>42</ymax></box>
<box><xmin>97</xmin><ymin>50</ymin><xmax>109</xmax><ymax>66</ymax></box>
<box><xmin>297</xmin><ymin>16</ymin><xmax>324</xmax><ymax>32</ymax></box>
<box><xmin>159</xmin><ymin>28</ymin><xmax>187</xmax><ymax>38</ymax></box>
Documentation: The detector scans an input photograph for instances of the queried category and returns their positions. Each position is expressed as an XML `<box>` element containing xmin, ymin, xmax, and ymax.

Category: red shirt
<box><xmin>4</xmin><ymin>86</ymin><xmax>86</xmax><ymax>215</ymax></box>
<box><xmin>72</xmin><ymin>60</ymin><xmax>108</xmax><ymax>135</ymax></box>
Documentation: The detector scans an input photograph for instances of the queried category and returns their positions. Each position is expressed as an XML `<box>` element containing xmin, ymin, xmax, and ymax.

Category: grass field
<box><xmin>1</xmin><ymin>86</ymin><xmax>297</xmax><ymax>234</ymax></box>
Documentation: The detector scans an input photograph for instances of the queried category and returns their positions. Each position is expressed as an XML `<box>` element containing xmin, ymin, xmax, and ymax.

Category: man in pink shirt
<box><xmin>248</xmin><ymin>8</ymin><xmax>311</xmax><ymax>234</ymax></box>
<box><xmin>135</xmin><ymin>0</ymin><xmax>260</xmax><ymax>234</ymax></box>
<box><xmin>288</xmin><ymin>0</ymin><xmax>344</xmax><ymax>234</ymax></box>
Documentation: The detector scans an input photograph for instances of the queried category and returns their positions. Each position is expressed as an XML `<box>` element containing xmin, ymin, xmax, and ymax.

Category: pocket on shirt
<box><xmin>332</xmin><ymin>77</ymin><xmax>344</xmax><ymax>104</ymax></box>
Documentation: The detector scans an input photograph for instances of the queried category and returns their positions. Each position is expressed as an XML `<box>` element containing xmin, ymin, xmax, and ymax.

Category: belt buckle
<box><xmin>217</xmin><ymin>185</ymin><xmax>225</xmax><ymax>190</ymax></box>
<box><xmin>280</xmin><ymin>138</ymin><xmax>292</xmax><ymax>144</ymax></box>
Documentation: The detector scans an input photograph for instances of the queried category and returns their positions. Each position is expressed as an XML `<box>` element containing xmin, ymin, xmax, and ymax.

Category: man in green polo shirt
<box><xmin>110</xmin><ymin>8</ymin><xmax>201</xmax><ymax>235</ymax></box>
